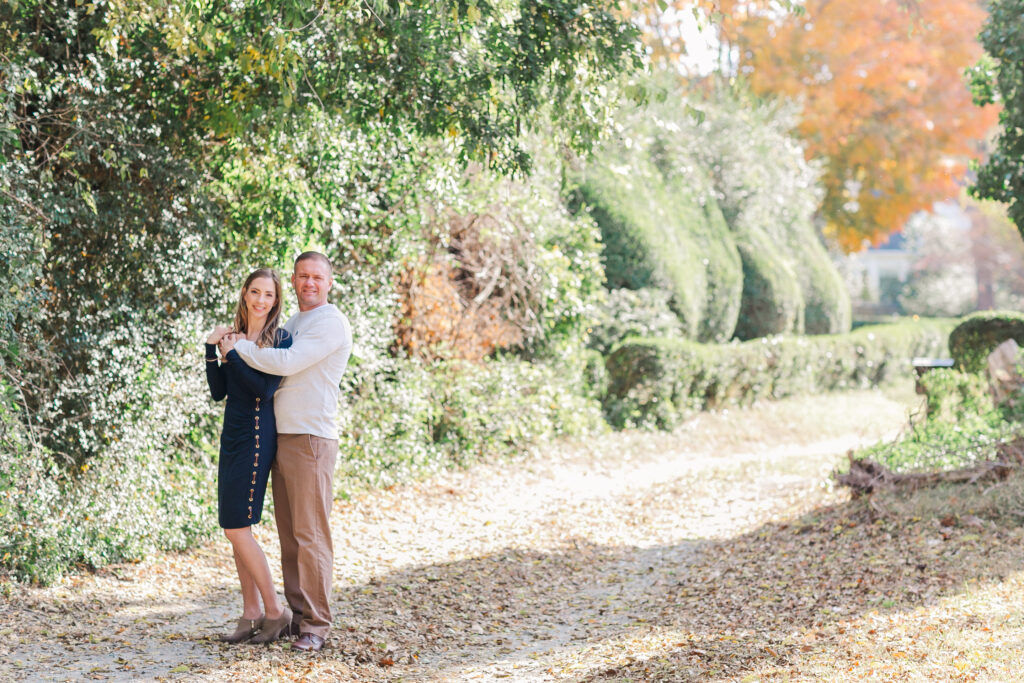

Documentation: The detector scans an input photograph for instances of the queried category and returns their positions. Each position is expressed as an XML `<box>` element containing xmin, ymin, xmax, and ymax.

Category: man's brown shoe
<box><xmin>292</xmin><ymin>633</ymin><xmax>325</xmax><ymax>652</ymax></box>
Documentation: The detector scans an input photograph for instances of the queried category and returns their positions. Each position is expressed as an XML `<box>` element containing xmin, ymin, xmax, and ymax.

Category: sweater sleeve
<box><xmin>233</xmin><ymin>313</ymin><xmax>347</xmax><ymax>376</ymax></box>
<box><xmin>223</xmin><ymin>331</ymin><xmax>293</xmax><ymax>399</ymax></box>
<box><xmin>204</xmin><ymin>343</ymin><xmax>227</xmax><ymax>401</ymax></box>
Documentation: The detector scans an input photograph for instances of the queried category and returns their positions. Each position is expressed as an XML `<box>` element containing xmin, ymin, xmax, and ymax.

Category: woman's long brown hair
<box><xmin>233</xmin><ymin>268</ymin><xmax>283</xmax><ymax>348</ymax></box>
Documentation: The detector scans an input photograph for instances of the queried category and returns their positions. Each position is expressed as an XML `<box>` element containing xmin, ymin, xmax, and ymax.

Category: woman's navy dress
<box><xmin>205</xmin><ymin>330</ymin><xmax>291</xmax><ymax>529</ymax></box>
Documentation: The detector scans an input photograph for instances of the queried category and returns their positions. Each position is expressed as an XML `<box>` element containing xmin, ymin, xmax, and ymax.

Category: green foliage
<box><xmin>577</xmin><ymin>348</ymin><xmax>609</xmax><ymax>401</ymax></box>
<box><xmin>859</xmin><ymin>412</ymin><xmax>1015</xmax><ymax>475</ymax></box>
<box><xmin>436</xmin><ymin>133</ymin><xmax>609</xmax><ymax>357</ymax></box>
<box><xmin>689</xmin><ymin>86</ymin><xmax>849</xmax><ymax>339</ymax></box>
<box><xmin>576</xmin><ymin>154</ymin><xmax>715</xmax><ymax>339</ymax></box>
<box><xmin>948</xmin><ymin>310</ymin><xmax>1024</xmax><ymax>373</ymax></box>
<box><xmin>574</xmin><ymin>81</ymin><xmax>745</xmax><ymax>342</ymax></box>
<box><xmin>855</xmin><ymin>367</ymin><xmax>1019</xmax><ymax>475</ymax></box>
<box><xmin>0</xmin><ymin>372</ymin><xmax>217</xmax><ymax>583</ymax></box>
<box><xmin>96</xmin><ymin>0</ymin><xmax>642</xmax><ymax>174</ymax></box>
<box><xmin>587</xmin><ymin>288</ymin><xmax>684</xmax><ymax>356</ymax></box>
<box><xmin>733</xmin><ymin>235</ymin><xmax>805</xmax><ymax>339</ymax></box>
<box><xmin>970</xmin><ymin>0</ymin><xmax>1024</xmax><ymax>238</ymax></box>
<box><xmin>336</xmin><ymin>356</ymin><xmax>606</xmax><ymax>494</ymax></box>
<box><xmin>429</xmin><ymin>356</ymin><xmax>606</xmax><ymax>461</ymax></box>
<box><xmin>604</xmin><ymin>319</ymin><xmax>954</xmax><ymax>429</ymax></box>
<box><xmin>0</xmin><ymin>0</ymin><xmax>641</xmax><ymax>583</ymax></box>
<box><xmin>795</xmin><ymin>235</ymin><xmax>853</xmax><ymax>335</ymax></box>
<box><xmin>335</xmin><ymin>359</ymin><xmax>440</xmax><ymax>490</ymax></box>
<box><xmin>920</xmin><ymin>368</ymin><xmax>995</xmax><ymax>423</ymax></box>
<box><xmin>575</xmin><ymin>76</ymin><xmax>848</xmax><ymax>342</ymax></box>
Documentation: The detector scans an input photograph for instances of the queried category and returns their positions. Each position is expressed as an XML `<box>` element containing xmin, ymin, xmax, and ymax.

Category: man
<box><xmin>221</xmin><ymin>251</ymin><xmax>352</xmax><ymax>652</ymax></box>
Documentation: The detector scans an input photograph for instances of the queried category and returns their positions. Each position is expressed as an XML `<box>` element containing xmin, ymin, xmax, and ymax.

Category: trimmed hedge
<box><xmin>692</xmin><ymin>193</ymin><xmax>744</xmax><ymax>343</ymax></box>
<box><xmin>587</xmin><ymin>287</ymin><xmax>684</xmax><ymax>356</ymax></box>
<box><xmin>578</xmin><ymin>164</ymin><xmax>710</xmax><ymax>339</ymax></box>
<box><xmin>732</xmin><ymin>231</ymin><xmax>805</xmax><ymax>339</ymax></box>
<box><xmin>335</xmin><ymin>356</ymin><xmax>606</xmax><ymax>492</ymax></box>
<box><xmin>604</xmin><ymin>318</ymin><xmax>955</xmax><ymax>429</ymax></box>
<box><xmin>948</xmin><ymin>310</ymin><xmax>1024</xmax><ymax>373</ymax></box>
<box><xmin>791</xmin><ymin>230</ymin><xmax>852</xmax><ymax>335</ymax></box>
<box><xmin>575</xmin><ymin>105</ymin><xmax>744</xmax><ymax>343</ymax></box>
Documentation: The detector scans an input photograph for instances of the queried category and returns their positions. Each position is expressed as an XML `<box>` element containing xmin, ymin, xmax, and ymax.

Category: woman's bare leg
<box><xmin>231</xmin><ymin>544</ymin><xmax>262</xmax><ymax>619</ymax></box>
<box><xmin>225</xmin><ymin>527</ymin><xmax>284</xmax><ymax>619</ymax></box>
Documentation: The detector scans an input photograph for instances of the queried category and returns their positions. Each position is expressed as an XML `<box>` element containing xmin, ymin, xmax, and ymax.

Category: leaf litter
<box><xmin>6</xmin><ymin>387</ymin><xmax>1022</xmax><ymax>681</ymax></box>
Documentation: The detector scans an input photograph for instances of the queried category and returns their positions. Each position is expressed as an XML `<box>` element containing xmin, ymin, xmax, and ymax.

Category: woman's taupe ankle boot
<box><xmin>221</xmin><ymin>616</ymin><xmax>263</xmax><ymax>643</ymax></box>
<box><xmin>251</xmin><ymin>606</ymin><xmax>293</xmax><ymax>644</ymax></box>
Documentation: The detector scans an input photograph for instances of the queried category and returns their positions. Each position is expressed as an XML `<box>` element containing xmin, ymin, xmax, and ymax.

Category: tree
<box><xmin>0</xmin><ymin>0</ymin><xmax>643</xmax><ymax>456</ymax></box>
<box><xmin>630</xmin><ymin>0</ymin><xmax>999</xmax><ymax>251</ymax></box>
<box><xmin>0</xmin><ymin>0</ymin><xmax>643</xmax><ymax>579</ymax></box>
<box><xmin>970</xmin><ymin>0</ymin><xmax>1024</xmax><ymax>241</ymax></box>
<box><xmin>95</xmin><ymin>0</ymin><xmax>642</xmax><ymax>173</ymax></box>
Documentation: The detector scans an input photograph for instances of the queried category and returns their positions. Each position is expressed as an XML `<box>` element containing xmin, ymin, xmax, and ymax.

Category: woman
<box><xmin>205</xmin><ymin>268</ymin><xmax>293</xmax><ymax>644</ymax></box>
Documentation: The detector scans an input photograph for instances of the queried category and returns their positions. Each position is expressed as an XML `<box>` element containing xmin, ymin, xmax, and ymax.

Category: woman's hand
<box><xmin>219</xmin><ymin>332</ymin><xmax>241</xmax><ymax>355</ymax></box>
<box><xmin>206</xmin><ymin>325</ymin><xmax>233</xmax><ymax>345</ymax></box>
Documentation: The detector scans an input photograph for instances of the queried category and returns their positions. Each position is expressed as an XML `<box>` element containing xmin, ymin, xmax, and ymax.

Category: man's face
<box><xmin>292</xmin><ymin>258</ymin><xmax>333</xmax><ymax>311</ymax></box>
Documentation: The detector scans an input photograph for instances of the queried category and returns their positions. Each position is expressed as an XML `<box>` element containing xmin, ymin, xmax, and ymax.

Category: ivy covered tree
<box><xmin>0</xmin><ymin>0</ymin><xmax>642</xmax><ymax>451</ymax></box>
<box><xmin>970</xmin><ymin>0</ymin><xmax>1024</xmax><ymax>240</ymax></box>
<box><xmin>0</xmin><ymin>0</ymin><xmax>642</xmax><ymax>580</ymax></box>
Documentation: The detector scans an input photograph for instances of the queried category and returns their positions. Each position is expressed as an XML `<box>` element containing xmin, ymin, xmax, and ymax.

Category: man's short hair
<box><xmin>294</xmin><ymin>251</ymin><xmax>333</xmax><ymax>274</ymax></box>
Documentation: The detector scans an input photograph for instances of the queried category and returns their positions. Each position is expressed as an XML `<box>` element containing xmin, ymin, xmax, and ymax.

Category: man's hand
<box><xmin>206</xmin><ymin>325</ymin><xmax>233</xmax><ymax>345</ymax></box>
<box><xmin>219</xmin><ymin>333</ymin><xmax>240</xmax><ymax>355</ymax></box>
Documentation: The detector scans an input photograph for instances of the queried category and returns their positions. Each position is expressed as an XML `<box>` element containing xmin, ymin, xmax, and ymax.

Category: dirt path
<box><xmin>0</xmin><ymin>389</ymin><xmax>918</xmax><ymax>682</ymax></box>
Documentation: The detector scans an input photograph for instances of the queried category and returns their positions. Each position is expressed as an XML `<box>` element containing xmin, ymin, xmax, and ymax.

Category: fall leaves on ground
<box><xmin>6</xmin><ymin>389</ymin><xmax>1024</xmax><ymax>681</ymax></box>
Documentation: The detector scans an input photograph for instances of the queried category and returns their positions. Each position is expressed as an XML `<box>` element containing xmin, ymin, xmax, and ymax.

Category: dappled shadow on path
<box><xmin>7</xmin><ymin>481</ymin><xmax>1023</xmax><ymax>683</ymax></box>
<box><xmin>314</xmin><ymin>488</ymin><xmax>1022</xmax><ymax>682</ymax></box>
<box><xmin>0</xmin><ymin>546</ymin><xmax>297</xmax><ymax>682</ymax></box>
<box><xmin>576</xmin><ymin>486</ymin><xmax>1024</xmax><ymax>681</ymax></box>
<box><xmin>150</xmin><ymin>485</ymin><xmax>1022</xmax><ymax>682</ymax></box>
<box><xmin>326</xmin><ymin>538</ymin><xmax>701</xmax><ymax>680</ymax></box>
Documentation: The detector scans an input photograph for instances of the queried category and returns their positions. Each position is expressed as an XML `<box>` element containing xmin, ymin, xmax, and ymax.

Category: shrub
<box><xmin>577</xmin><ymin>348</ymin><xmax>609</xmax><ymax>401</ymax></box>
<box><xmin>732</xmin><ymin>234</ymin><xmax>805</xmax><ymax>339</ymax></box>
<box><xmin>604</xmin><ymin>318</ymin><xmax>954</xmax><ymax>429</ymax></box>
<box><xmin>429</xmin><ymin>357</ymin><xmax>606</xmax><ymax>465</ymax></box>
<box><xmin>796</xmin><ymin>235</ymin><xmax>853</xmax><ymax>335</ymax></box>
<box><xmin>948</xmin><ymin>310</ymin><xmax>1024</xmax><ymax>373</ymax></box>
<box><xmin>587</xmin><ymin>288</ymin><xmax>684</xmax><ymax>356</ymax></box>
<box><xmin>573</xmin><ymin>80</ymin><xmax>746</xmax><ymax>343</ymax></box>
<box><xmin>851</xmin><ymin>366</ymin><xmax>1019</xmax><ymax>475</ymax></box>
<box><xmin>919</xmin><ymin>368</ymin><xmax>995</xmax><ymax>422</ymax></box>
<box><xmin>576</xmin><ymin>161</ymin><xmax>713</xmax><ymax>338</ymax></box>
<box><xmin>686</xmin><ymin>85</ymin><xmax>850</xmax><ymax>338</ymax></box>
<box><xmin>856</xmin><ymin>412</ymin><xmax>1015</xmax><ymax>474</ymax></box>
<box><xmin>0</xmin><ymin>366</ymin><xmax>218</xmax><ymax>583</ymax></box>
<box><xmin>335</xmin><ymin>355</ymin><xmax>606</xmax><ymax>495</ymax></box>
<box><xmin>335</xmin><ymin>359</ymin><xmax>441</xmax><ymax>491</ymax></box>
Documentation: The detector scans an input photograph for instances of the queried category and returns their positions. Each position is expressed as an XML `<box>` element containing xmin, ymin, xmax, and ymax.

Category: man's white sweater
<box><xmin>233</xmin><ymin>303</ymin><xmax>352</xmax><ymax>440</ymax></box>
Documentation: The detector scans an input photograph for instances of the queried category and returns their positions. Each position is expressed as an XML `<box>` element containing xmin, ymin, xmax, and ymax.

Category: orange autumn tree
<box><xmin>631</xmin><ymin>0</ymin><xmax>999</xmax><ymax>250</ymax></box>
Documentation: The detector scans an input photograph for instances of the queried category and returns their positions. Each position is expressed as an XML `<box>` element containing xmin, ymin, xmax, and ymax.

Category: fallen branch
<box><xmin>836</xmin><ymin>437</ymin><xmax>1024</xmax><ymax>497</ymax></box>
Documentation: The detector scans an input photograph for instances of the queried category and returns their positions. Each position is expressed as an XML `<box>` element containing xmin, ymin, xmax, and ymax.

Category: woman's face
<box><xmin>244</xmin><ymin>276</ymin><xmax>277</xmax><ymax>322</ymax></box>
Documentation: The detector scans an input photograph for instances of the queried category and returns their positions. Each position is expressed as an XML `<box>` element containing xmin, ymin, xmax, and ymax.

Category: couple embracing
<box><xmin>204</xmin><ymin>251</ymin><xmax>352</xmax><ymax>653</ymax></box>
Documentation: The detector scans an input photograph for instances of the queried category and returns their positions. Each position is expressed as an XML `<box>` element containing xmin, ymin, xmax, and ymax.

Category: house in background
<box><xmin>842</xmin><ymin>229</ymin><xmax>913</xmax><ymax>317</ymax></box>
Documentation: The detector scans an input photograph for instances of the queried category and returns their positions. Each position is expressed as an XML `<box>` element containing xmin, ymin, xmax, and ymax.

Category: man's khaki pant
<box><xmin>272</xmin><ymin>434</ymin><xmax>338</xmax><ymax>639</ymax></box>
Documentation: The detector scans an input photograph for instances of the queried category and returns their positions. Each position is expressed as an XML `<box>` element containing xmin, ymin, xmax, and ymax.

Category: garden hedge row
<box><xmin>577</xmin><ymin>157</ymin><xmax>741</xmax><ymax>342</ymax></box>
<box><xmin>948</xmin><ymin>310</ymin><xmax>1024</xmax><ymax>373</ymax></box>
<box><xmin>604</xmin><ymin>318</ymin><xmax>955</xmax><ymax>429</ymax></box>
